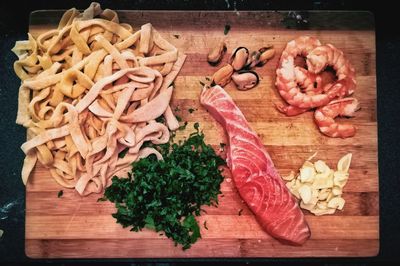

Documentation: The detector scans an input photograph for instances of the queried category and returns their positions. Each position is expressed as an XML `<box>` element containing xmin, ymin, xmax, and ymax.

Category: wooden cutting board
<box><xmin>25</xmin><ymin>10</ymin><xmax>378</xmax><ymax>258</ymax></box>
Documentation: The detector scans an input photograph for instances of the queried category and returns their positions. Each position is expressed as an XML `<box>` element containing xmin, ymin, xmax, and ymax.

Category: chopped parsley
<box><xmin>118</xmin><ymin>147</ymin><xmax>129</xmax><ymax>158</ymax></box>
<box><xmin>175</xmin><ymin>115</ymin><xmax>182</xmax><ymax>122</ymax></box>
<box><xmin>103</xmin><ymin>124</ymin><xmax>225</xmax><ymax>250</ymax></box>
<box><xmin>199</xmin><ymin>81</ymin><xmax>205</xmax><ymax>87</ymax></box>
<box><xmin>238</xmin><ymin>209</ymin><xmax>243</xmax><ymax>216</ymax></box>
<box><xmin>178</xmin><ymin>121</ymin><xmax>188</xmax><ymax>131</ymax></box>
<box><xmin>57</xmin><ymin>190</ymin><xmax>63</xmax><ymax>198</ymax></box>
<box><xmin>188</xmin><ymin>108</ymin><xmax>196</xmax><ymax>114</ymax></box>
<box><xmin>155</xmin><ymin>115</ymin><xmax>165</xmax><ymax>123</ymax></box>
<box><xmin>224</xmin><ymin>24</ymin><xmax>231</xmax><ymax>35</ymax></box>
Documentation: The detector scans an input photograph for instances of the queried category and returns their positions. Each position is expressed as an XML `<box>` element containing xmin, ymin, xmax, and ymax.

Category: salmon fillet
<box><xmin>200</xmin><ymin>85</ymin><xmax>311</xmax><ymax>245</ymax></box>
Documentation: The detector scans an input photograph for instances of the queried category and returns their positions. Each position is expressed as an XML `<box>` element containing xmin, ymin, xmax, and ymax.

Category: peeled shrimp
<box><xmin>307</xmin><ymin>44</ymin><xmax>356</xmax><ymax>98</ymax></box>
<box><xmin>276</xmin><ymin>36</ymin><xmax>331</xmax><ymax>112</ymax></box>
<box><xmin>314</xmin><ymin>98</ymin><xmax>360</xmax><ymax>138</ymax></box>
<box><xmin>276</xmin><ymin>37</ymin><xmax>356</xmax><ymax>112</ymax></box>
<box><xmin>275</xmin><ymin>36</ymin><xmax>359</xmax><ymax>138</ymax></box>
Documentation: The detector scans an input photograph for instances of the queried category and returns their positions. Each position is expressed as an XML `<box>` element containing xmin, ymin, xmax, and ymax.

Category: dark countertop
<box><xmin>1</xmin><ymin>0</ymin><xmax>399</xmax><ymax>265</ymax></box>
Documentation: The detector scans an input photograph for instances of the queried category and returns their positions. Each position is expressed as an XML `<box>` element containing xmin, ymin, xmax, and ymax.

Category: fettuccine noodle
<box><xmin>12</xmin><ymin>2</ymin><xmax>186</xmax><ymax>195</ymax></box>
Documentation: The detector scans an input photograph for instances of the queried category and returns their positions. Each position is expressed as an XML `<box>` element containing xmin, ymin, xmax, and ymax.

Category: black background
<box><xmin>1</xmin><ymin>0</ymin><xmax>399</xmax><ymax>265</ymax></box>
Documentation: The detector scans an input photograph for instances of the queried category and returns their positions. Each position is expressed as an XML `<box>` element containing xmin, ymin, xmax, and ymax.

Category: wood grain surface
<box><xmin>25</xmin><ymin>10</ymin><xmax>378</xmax><ymax>258</ymax></box>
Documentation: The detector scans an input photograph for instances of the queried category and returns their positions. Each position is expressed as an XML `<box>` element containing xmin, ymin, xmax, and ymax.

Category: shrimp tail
<box><xmin>275</xmin><ymin>102</ymin><xmax>309</xmax><ymax>116</ymax></box>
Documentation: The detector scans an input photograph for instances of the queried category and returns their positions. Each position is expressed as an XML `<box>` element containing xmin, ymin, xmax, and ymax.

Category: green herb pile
<box><xmin>102</xmin><ymin>124</ymin><xmax>225</xmax><ymax>250</ymax></box>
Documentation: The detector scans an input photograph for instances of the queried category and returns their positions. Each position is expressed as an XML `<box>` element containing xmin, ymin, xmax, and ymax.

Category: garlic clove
<box><xmin>327</xmin><ymin>197</ymin><xmax>346</xmax><ymax>210</ymax></box>
<box><xmin>337</xmin><ymin>153</ymin><xmax>352</xmax><ymax>173</ymax></box>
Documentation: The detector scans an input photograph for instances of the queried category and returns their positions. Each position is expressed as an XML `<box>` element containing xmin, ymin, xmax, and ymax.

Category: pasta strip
<box><xmin>12</xmin><ymin>2</ymin><xmax>186</xmax><ymax>196</ymax></box>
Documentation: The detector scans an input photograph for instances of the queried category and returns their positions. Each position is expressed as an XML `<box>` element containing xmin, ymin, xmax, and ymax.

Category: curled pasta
<box><xmin>12</xmin><ymin>2</ymin><xmax>186</xmax><ymax>195</ymax></box>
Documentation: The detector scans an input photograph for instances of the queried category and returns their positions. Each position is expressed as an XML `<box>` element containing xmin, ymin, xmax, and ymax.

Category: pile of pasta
<box><xmin>12</xmin><ymin>2</ymin><xmax>186</xmax><ymax>195</ymax></box>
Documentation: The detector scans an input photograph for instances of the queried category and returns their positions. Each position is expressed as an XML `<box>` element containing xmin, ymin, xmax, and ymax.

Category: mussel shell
<box><xmin>230</xmin><ymin>47</ymin><xmax>249</xmax><ymax>71</ymax></box>
<box><xmin>232</xmin><ymin>70</ymin><xmax>260</xmax><ymax>91</ymax></box>
<box><xmin>207</xmin><ymin>43</ymin><xmax>227</xmax><ymax>66</ymax></box>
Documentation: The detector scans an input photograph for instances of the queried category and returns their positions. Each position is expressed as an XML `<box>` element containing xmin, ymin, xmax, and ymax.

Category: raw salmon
<box><xmin>200</xmin><ymin>85</ymin><xmax>311</xmax><ymax>245</ymax></box>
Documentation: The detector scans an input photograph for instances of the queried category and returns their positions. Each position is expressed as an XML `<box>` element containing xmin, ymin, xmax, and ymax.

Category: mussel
<box><xmin>207</xmin><ymin>41</ymin><xmax>227</xmax><ymax>66</ymax></box>
<box><xmin>230</xmin><ymin>47</ymin><xmax>249</xmax><ymax>71</ymax></box>
<box><xmin>245</xmin><ymin>46</ymin><xmax>275</xmax><ymax>69</ymax></box>
<box><xmin>231</xmin><ymin>70</ymin><xmax>260</xmax><ymax>91</ymax></box>
<box><xmin>257</xmin><ymin>46</ymin><xmax>275</xmax><ymax>67</ymax></box>
<box><xmin>211</xmin><ymin>64</ymin><xmax>234</xmax><ymax>87</ymax></box>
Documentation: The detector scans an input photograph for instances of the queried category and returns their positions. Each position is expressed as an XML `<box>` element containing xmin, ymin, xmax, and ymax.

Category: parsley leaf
<box><xmin>224</xmin><ymin>24</ymin><xmax>231</xmax><ymax>35</ymax></box>
<box><xmin>118</xmin><ymin>148</ymin><xmax>129</xmax><ymax>158</ymax></box>
<box><xmin>57</xmin><ymin>190</ymin><xmax>63</xmax><ymax>198</ymax></box>
<box><xmin>188</xmin><ymin>108</ymin><xmax>196</xmax><ymax>114</ymax></box>
<box><xmin>103</xmin><ymin>125</ymin><xmax>225</xmax><ymax>250</ymax></box>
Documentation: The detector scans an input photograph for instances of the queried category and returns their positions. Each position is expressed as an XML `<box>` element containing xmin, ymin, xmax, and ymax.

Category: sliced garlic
<box><xmin>300</xmin><ymin>200</ymin><xmax>317</xmax><ymax>211</ymax></box>
<box><xmin>282</xmin><ymin>170</ymin><xmax>295</xmax><ymax>181</ymax></box>
<box><xmin>332</xmin><ymin>186</ymin><xmax>343</xmax><ymax>196</ymax></box>
<box><xmin>327</xmin><ymin>197</ymin><xmax>345</xmax><ymax>210</ymax></box>
<box><xmin>317</xmin><ymin>201</ymin><xmax>328</xmax><ymax>210</ymax></box>
<box><xmin>315</xmin><ymin>160</ymin><xmax>329</xmax><ymax>173</ymax></box>
<box><xmin>311</xmin><ymin>208</ymin><xmax>336</xmax><ymax>216</ymax></box>
<box><xmin>300</xmin><ymin>166</ymin><xmax>315</xmax><ymax>183</ymax></box>
<box><xmin>318</xmin><ymin>188</ymin><xmax>331</xmax><ymax>201</ymax></box>
<box><xmin>333</xmin><ymin>171</ymin><xmax>349</xmax><ymax>188</ymax></box>
<box><xmin>298</xmin><ymin>185</ymin><xmax>312</xmax><ymax>204</ymax></box>
<box><xmin>337</xmin><ymin>153</ymin><xmax>352</xmax><ymax>173</ymax></box>
<box><xmin>282</xmin><ymin>153</ymin><xmax>351</xmax><ymax>216</ymax></box>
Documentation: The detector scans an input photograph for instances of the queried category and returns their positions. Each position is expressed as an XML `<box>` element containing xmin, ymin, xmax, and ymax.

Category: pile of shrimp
<box><xmin>275</xmin><ymin>36</ymin><xmax>360</xmax><ymax>138</ymax></box>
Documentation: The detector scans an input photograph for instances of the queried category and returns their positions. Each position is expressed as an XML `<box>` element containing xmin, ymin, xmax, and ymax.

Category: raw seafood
<box><xmin>275</xmin><ymin>36</ymin><xmax>359</xmax><ymax>138</ymax></box>
<box><xmin>314</xmin><ymin>98</ymin><xmax>360</xmax><ymax>138</ymax></box>
<box><xmin>200</xmin><ymin>85</ymin><xmax>311</xmax><ymax>245</ymax></box>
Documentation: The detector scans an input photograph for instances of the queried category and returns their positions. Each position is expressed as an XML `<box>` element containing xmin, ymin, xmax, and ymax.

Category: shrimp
<box><xmin>307</xmin><ymin>44</ymin><xmax>356</xmax><ymax>98</ymax></box>
<box><xmin>276</xmin><ymin>36</ymin><xmax>331</xmax><ymax>111</ymax></box>
<box><xmin>276</xmin><ymin>37</ymin><xmax>356</xmax><ymax>113</ymax></box>
<box><xmin>314</xmin><ymin>98</ymin><xmax>360</xmax><ymax>138</ymax></box>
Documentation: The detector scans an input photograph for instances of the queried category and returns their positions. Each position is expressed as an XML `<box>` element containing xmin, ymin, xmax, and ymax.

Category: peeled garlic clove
<box><xmin>300</xmin><ymin>201</ymin><xmax>317</xmax><ymax>211</ymax></box>
<box><xmin>230</xmin><ymin>47</ymin><xmax>249</xmax><ymax>71</ymax></box>
<box><xmin>326</xmin><ymin>191</ymin><xmax>335</xmax><ymax>202</ymax></box>
<box><xmin>315</xmin><ymin>160</ymin><xmax>329</xmax><ymax>173</ymax></box>
<box><xmin>317</xmin><ymin>201</ymin><xmax>328</xmax><ymax>210</ymax></box>
<box><xmin>282</xmin><ymin>170</ymin><xmax>295</xmax><ymax>181</ymax></box>
<box><xmin>327</xmin><ymin>197</ymin><xmax>345</xmax><ymax>210</ymax></box>
<box><xmin>231</xmin><ymin>70</ymin><xmax>260</xmax><ymax>91</ymax></box>
<box><xmin>318</xmin><ymin>188</ymin><xmax>331</xmax><ymax>200</ymax></box>
<box><xmin>298</xmin><ymin>185</ymin><xmax>312</xmax><ymax>204</ymax></box>
<box><xmin>332</xmin><ymin>186</ymin><xmax>343</xmax><ymax>196</ymax></box>
<box><xmin>311</xmin><ymin>208</ymin><xmax>336</xmax><ymax>216</ymax></box>
<box><xmin>333</xmin><ymin>171</ymin><xmax>349</xmax><ymax>187</ymax></box>
<box><xmin>207</xmin><ymin>41</ymin><xmax>227</xmax><ymax>66</ymax></box>
<box><xmin>211</xmin><ymin>64</ymin><xmax>234</xmax><ymax>87</ymax></box>
<box><xmin>337</xmin><ymin>153</ymin><xmax>352</xmax><ymax>173</ymax></box>
<box><xmin>256</xmin><ymin>46</ymin><xmax>275</xmax><ymax>67</ymax></box>
<box><xmin>300</xmin><ymin>166</ymin><xmax>315</xmax><ymax>183</ymax></box>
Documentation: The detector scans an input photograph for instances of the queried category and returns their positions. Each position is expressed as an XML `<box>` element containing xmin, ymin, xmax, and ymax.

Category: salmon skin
<box><xmin>200</xmin><ymin>85</ymin><xmax>311</xmax><ymax>245</ymax></box>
